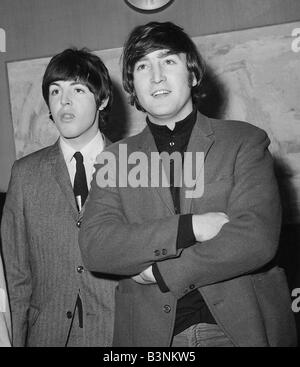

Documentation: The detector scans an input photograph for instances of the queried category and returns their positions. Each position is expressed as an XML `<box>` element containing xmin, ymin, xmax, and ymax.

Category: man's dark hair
<box><xmin>42</xmin><ymin>48</ymin><xmax>113</xmax><ymax>129</ymax></box>
<box><xmin>122</xmin><ymin>21</ymin><xmax>205</xmax><ymax>111</ymax></box>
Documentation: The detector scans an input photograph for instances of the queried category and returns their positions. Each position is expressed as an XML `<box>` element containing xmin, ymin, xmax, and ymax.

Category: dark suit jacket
<box><xmin>80</xmin><ymin>112</ymin><xmax>297</xmax><ymax>347</ymax></box>
<box><xmin>1</xmin><ymin>139</ymin><xmax>116</xmax><ymax>346</ymax></box>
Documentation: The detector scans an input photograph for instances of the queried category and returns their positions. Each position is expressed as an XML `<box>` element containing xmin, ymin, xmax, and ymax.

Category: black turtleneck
<box><xmin>147</xmin><ymin>108</ymin><xmax>216</xmax><ymax>336</ymax></box>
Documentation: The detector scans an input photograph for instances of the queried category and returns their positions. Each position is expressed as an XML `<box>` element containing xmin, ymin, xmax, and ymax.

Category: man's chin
<box><xmin>61</xmin><ymin>132</ymin><xmax>81</xmax><ymax>140</ymax></box>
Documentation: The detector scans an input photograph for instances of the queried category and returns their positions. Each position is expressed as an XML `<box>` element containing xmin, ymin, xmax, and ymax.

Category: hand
<box><xmin>192</xmin><ymin>212</ymin><xmax>229</xmax><ymax>242</ymax></box>
<box><xmin>131</xmin><ymin>265</ymin><xmax>156</xmax><ymax>285</ymax></box>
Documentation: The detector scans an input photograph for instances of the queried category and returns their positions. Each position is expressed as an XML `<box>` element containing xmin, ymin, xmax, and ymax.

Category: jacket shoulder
<box><xmin>209</xmin><ymin>117</ymin><xmax>268</xmax><ymax>142</ymax></box>
<box><xmin>12</xmin><ymin>144</ymin><xmax>56</xmax><ymax>176</ymax></box>
<box><xmin>102</xmin><ymin>129</ymin><xmax>146</xmax><ymax>155</ymax></box>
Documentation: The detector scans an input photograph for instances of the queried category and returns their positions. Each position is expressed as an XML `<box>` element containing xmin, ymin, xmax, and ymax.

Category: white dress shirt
<box><xmin>60</xmin><ymin>130</ymin><xmax>105</xmax><ymax>190</ymax></box>
<box><xmin>0</xmin><ymin>255</ymin><xmax>11</xmax><ymax>347</ymax></box>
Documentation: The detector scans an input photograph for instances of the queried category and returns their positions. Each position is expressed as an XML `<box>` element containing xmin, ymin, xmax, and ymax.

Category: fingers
<box><xmin>192</xmin><ymin>212</ymin><xmax>230</xmax><ymax>242</ymax></box>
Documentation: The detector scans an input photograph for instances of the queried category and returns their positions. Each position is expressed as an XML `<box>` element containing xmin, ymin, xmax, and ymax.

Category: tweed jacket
<box><xmin>79</xmin><ymin>112</ymin><xmax>297</xmax><ymax>347</ymax></box>
<box><xmin>1</xmin><ymin>139</ymin><xmax>117</xmax><ymax>347</ymax></box>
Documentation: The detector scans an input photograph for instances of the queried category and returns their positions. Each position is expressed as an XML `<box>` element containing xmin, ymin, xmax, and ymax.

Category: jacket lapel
<box><xmin>49</xmin><ymin>140</ymin><xmax>78</xmax><ymax>219</ymax></box>
<box><xmin>137</xmin><ymin>127</ymin><xmax>175</xmax><ymax>214</ymax></box>
<box><xmin>180</xmin><ymin>112</ymin><xmax>215</xmax><ymax>214</ymax></box>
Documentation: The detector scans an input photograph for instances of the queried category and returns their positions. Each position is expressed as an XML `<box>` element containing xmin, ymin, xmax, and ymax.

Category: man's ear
<box><xmin>98</xmin><ymin>97</ymin><xmax>109</xmax><ymax>111</ymax></box>
<box><xmin>191</xmin><ymin>73</ymin><xmax>197</xmax><ymax>87</ymax></box>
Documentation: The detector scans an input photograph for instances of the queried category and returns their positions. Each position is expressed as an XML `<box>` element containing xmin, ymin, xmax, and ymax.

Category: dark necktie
<box><xmin>73</xmin><ymin>151</ymin><xmax>88</xmax><ymax>211</ymax></box>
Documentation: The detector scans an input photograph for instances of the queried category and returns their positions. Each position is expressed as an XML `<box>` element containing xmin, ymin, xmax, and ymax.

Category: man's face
<box><xmin>48</xmin><ymin>80</ymin><xmax>99</xmax><ymax>145</ymax></box>
<box><xmin>133</xmin><ymin>49</ymin><xmax>196</xmax><ymax>125</ymax></box>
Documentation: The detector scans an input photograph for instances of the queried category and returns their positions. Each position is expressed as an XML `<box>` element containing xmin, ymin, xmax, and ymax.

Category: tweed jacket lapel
<box><xmin>48</xmin><ymin>140</ymin><xmax>78</xmax><ymax>220</ymax></box>
<box><xmin>136</xmin><ymin>113</ymin><xmax>215</xmax><ymax>215</ymax></box>
<box><xmin>137</xmin><ymin>126</ymin><xmax>175</xmax><ymax>214</ymax></box>
<box><xmin>180</xmin><ymin>112</ymin><xmax>215</xmax><ymax>214</ymax></box>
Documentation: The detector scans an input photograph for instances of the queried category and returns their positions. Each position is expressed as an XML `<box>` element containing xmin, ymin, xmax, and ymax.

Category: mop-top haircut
<box><xmin>122</xmin><ymin>21</ymin><xmax>205</xmax><ymax>111</ymax></box>
<box><xmin>42</xmin><ymin>48</ymin><xmax>113</xmax><ymax>126</ymax></box>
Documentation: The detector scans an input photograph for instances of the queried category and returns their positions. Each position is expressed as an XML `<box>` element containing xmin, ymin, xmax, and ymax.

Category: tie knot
<box><xmin>74</xmin><ymin>151</ymin><xmax>84</xmax><ymax>164</ymax></box>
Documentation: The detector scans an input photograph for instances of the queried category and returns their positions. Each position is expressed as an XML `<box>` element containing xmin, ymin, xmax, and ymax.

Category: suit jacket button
<box><xmin>76</xmin><ymin>220</ymin><xmax>81</xmax><ymax>228</ymax></box>
<box><xmin>162</xmin><ymin>249</ymin><xmax>167</xmax><ymax>255</ymax></box>
<box><xmin>66</xmin><ymin>311</ymin><xmax>73</xmax><ymax>319</ymax></box>
<box><xmin>154</xmin><ymin>250</ymin><xmax>160</xmax><ymax>256</ymax></box>
<box><xmin>189</xmin><ymin>284</ymin><xmax>195</xmax><ymax>290</ymax></box>
<box><xmin>77</xmin><ymin>265</ymin><xmax>84</xmax><ymax>273</ymax></box>
<box><xmin>163</xmin><ymin>304</ymin><xmax>171</xmax><ymax>313</ymax></box>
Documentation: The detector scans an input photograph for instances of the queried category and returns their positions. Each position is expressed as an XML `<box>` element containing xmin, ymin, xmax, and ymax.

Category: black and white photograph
<box><xmin>0</xmin><ymin>0</ymin><xmax>300</xmax><ymax>354</ymax></box>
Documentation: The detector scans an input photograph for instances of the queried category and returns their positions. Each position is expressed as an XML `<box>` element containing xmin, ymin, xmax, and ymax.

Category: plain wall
<box><xmin>1</xmin><ymin>0</ymin><xmax>300</xmax><ymax>190</ymax></box>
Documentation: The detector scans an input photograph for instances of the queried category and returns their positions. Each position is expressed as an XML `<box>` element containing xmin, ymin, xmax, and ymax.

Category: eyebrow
<box><xmin>49</xmin><ymin>81</ymin><xmax>86</xmax><ymax>87</ymax></box>
<box><xmin>137</xmin><ymin>50</ymin><xmax>178</xmax><ymax>63</ymax></box>
<box><xmin>157</xmin><ymin>50</ymin><xmax>176</xmax><ymax>58</ymax></box>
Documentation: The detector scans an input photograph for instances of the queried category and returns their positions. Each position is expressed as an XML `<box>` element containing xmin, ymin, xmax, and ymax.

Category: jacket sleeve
<box><xmin>1</xmin><ymin>161</ymin><xmax>31</xmax><ymax>346</ymax></box>
<box><xmin>156</xmin><ymin>128</ymin><xmax>282</xmax><ymax>299</ymax></box>
<box><xmin>79</xmin><ymin>152</ymin><xmax>183</xmax><ymax>276</ymax></box>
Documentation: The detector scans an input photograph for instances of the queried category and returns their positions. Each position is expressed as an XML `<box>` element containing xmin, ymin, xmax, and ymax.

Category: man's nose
<box><xmin>61</xmin><ymin>90</ymin><xmax>72</xmax><ymax>105</ymax></box>
<box><xmin>151</xmin><ymin>64</ymin><xmax>166</xmax><ymax>84</ymax></box>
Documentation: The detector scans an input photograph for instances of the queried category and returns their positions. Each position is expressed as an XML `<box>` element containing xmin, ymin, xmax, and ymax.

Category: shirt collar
<box><xmin>146</xmin><ymin>108</ymin><xmax>197</xmax><ymax>138</ymax></box>
<box><xmin>59</xmin><ymin>130</ymin><xmax>105</xmax><ymax>164</ymax></box>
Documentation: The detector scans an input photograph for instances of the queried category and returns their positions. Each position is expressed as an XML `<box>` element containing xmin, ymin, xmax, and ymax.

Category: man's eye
<box><xmin>165</xmin><ymin>59</ymin><xmax>175</xmax><ymax>65</ymax></box>
<box><xmin>50</xmin><ymin>89</ymin><xmax>59</xmax><ymax>96</ymax></box>
<box><xmin>136</xmin><ymin>64</ymin><xmax>147</xmax><ymax>71</ymax></box>
<box><xmin>75</xmin><ymin>88</ymin><xmax>85</xmax><ymax>93</ymax></box>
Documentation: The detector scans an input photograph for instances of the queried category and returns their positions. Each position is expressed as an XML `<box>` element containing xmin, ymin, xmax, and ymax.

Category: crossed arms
<box><xmin>79</xmin><ymin>128</ymin><xmax>281</xmax><ymax>298</ymax></box>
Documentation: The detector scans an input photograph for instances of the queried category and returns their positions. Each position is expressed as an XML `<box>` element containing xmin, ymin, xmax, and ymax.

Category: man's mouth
<box><xmin>60</xmin><ymin>113</ymin><xmax>75</xmax><ymax>121</ymax></box>
<box><xmin>151</xmin><ymin>90</ymin><xmax>171</xmax><ymax>97</ymax></box>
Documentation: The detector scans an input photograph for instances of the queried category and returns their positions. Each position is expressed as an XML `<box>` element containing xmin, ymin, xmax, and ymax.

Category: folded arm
<box><xmin>155</xmin><ymin>129</ymin><xmax>281</xmax><ymax>298</ymax></box>
<box><xmin>80</xmin><ymin>129</ymin><xmax>280</xmax><ymax>296</ymax></box>
<box><xmin>80</xmin><ymin>174</ymin><xmax>182</xmax><ymax>275</ymax></box>
<box><xmin>133</xmin><ymin>212</ymin><xmax>229</xmax><ymax>285</ymax></box>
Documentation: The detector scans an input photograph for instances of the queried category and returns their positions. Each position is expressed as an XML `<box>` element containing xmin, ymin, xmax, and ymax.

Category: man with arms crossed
<box><xmin>80</xmin><ymin>22</ymin><xmax>296</xmax><ymax>347</ymax></box>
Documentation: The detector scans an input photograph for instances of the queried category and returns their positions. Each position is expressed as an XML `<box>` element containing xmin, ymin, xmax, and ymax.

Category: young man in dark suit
<box><xmin>79</xmin><ymin>22</ymin><xmax>296</xmax><ymax>347</ymax></box>
<box><xmin>1</xmin><ymin>48</ymin><xmax>116</xmax><ymax>346</ymax></box>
